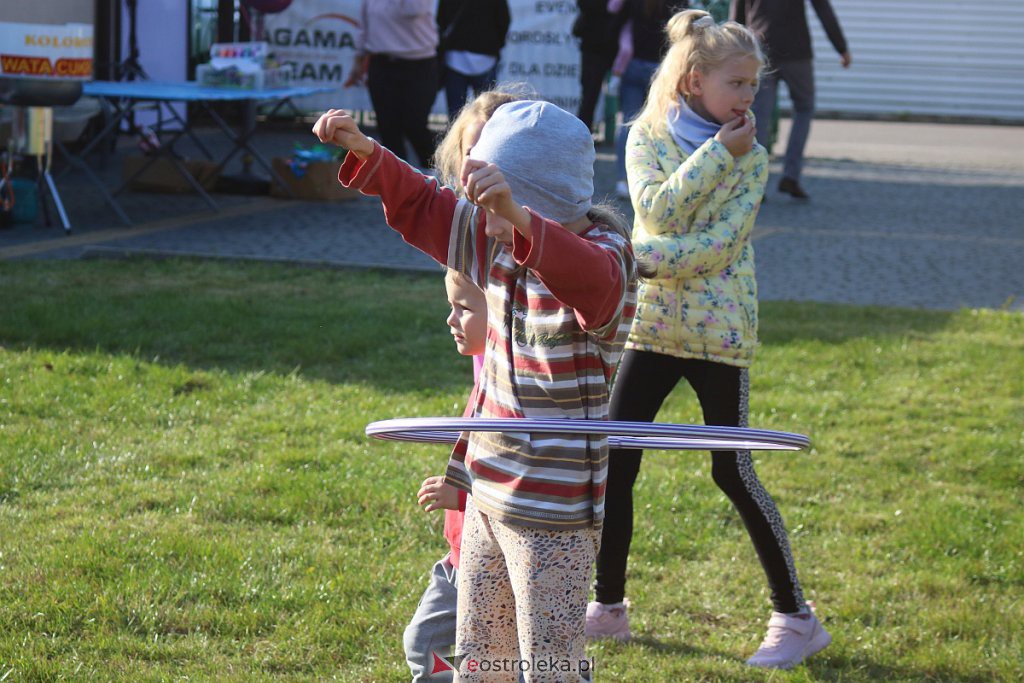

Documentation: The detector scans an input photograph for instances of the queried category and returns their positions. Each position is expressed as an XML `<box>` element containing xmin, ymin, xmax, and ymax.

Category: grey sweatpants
<box><xmin>404</xmin><ymin>556</ymin><xmax>459</xmax><ymax>682</ymax></box>
<box><xmin>751</xmin><ymin>59</ymin><xmax>815</xmax><ymax>183</ymax></box>
<box><xmin>404</xmin><ymin>553</ymin><xmax>532</xmax><ymax>682</ymax></box>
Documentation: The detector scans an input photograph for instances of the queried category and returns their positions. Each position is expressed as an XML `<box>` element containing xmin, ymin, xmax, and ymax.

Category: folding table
<box><xmin>65</xmin><ymin>80</ymin><xmax>339</xmax><ymax>223</ymax></box>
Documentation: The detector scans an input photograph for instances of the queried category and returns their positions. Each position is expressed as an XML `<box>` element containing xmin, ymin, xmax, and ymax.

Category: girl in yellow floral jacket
<box><xmin>586</xmin><ymin>9</ymin><xmax>831</xmax><ymax>671</ymax></box>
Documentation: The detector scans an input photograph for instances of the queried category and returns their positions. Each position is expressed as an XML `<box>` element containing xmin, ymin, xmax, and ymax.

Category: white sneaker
<box><xmin>614</xmin><ymin>180</ymin><xmax>630</xmax><ymax>199</ymax></box>
<box><xmin>746</xmin><ymin>607</ymin><xmax>831</xmax><ymax>669</ymax></box>
<box><xmin>584</xmin><ymin>599</ymin><xmax>631</xmax><ymax>641</ymax></box>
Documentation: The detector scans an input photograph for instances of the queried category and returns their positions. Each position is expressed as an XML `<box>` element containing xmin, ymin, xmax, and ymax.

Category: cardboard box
<box><xmin>122</xmin><ymin>155</ymin><xmax>220</xmax><ymax>193</ymax></box>
<box><xmin>270</xmin><ymin>157</ymin><xmax>360</xmax><ymax>201</ymax></box>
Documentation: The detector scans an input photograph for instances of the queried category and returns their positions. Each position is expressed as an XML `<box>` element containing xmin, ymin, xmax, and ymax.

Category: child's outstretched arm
<box><xmin>637</xmin><ymin>148</ymin><xmax>768</xmax><ymax>280</ymax></box>
<box><xmin>313</xmin><ymin>109</ymin><xmax>463</xmax><ymax>266</ymax></box>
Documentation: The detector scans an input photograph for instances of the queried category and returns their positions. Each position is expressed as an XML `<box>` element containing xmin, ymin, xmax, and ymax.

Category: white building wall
<box><xmin>780</xmin><ymin>0</ymin><xmax>1024</xmax><ymax>121</ymax></box>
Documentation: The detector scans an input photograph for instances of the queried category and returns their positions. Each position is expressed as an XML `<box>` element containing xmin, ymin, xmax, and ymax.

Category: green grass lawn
<box><xmin>0</xmin><ymin>259</ymin><xmax>1020</xmax><ymax>681</ymax></box>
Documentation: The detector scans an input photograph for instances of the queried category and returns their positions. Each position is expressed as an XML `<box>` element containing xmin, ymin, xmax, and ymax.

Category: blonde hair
<box><xmin>433</xmin><ymin>83</ymin><xmax>538</xmax><ymax>191</ymax></box>
<box><xmin>444</xmin><ymin>267</ymin><xmax>478</xmax><ymax>290</ymax></box>
<box><xmin>635</xmin><ymin>9</ymin><xmax>765</xmax><ymax>134</ymax></box>
<box><xmin>587</xmin><ymin>204</ymin><xmax>630</xmax><ymax>244</ymax></box>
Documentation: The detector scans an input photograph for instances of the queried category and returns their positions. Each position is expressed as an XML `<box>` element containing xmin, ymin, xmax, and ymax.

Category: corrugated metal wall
<box><xmin>777</xmin><ymin>0</ymin><xmax>1024</xmax><ymax>121</ymax></box>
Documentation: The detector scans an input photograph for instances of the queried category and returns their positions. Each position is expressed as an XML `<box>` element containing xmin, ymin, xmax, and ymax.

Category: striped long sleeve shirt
<box><xmin>340</xmin><ymin>143</ymin><xmax>636</xmax><ymax>531</ymax></box>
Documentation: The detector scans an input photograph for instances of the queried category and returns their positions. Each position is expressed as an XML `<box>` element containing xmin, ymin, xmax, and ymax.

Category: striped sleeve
<box><xmin>580</xmin><ymin>225</ymin><xmax>636</xmax><ymax>342</ymax></box>
<box><xmin>443</xmin><ymin>433</ymin><xmax>472</xmax><ymax>495</ymax></box>
<box><xmin>446</xmin><ymin>199</ymin><xmax>494</xmax><ymax>291</ymax></box>
<box><xmin>443</xmin><ymin>382</ymin><xmax>480</xmax><ymax>495</ymax></box>
<box><xmin>512</xmin><ymin>211</ymin><xmax>636</xmax><ymax>338</ymax></box>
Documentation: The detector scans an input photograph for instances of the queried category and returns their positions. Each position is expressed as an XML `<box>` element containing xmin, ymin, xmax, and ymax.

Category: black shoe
<box><xmin>778</xmin><ymin>177</ymin><xmax>810</xmax><ymax>199</ymax></box>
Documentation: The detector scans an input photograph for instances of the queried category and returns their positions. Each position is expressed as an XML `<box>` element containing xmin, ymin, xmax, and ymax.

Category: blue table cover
<box><xmin>83</xmin><ymin>80</ymin><xmax>338</xmax><ymax>102</ymax></box>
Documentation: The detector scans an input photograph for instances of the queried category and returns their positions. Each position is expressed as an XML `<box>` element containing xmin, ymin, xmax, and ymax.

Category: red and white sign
<box><xmin>0</xmin><ymin>22</ymin><xmax>93</xmax><ymax>79</ymax></box>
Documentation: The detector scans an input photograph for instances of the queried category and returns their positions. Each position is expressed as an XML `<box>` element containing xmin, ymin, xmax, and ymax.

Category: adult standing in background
<box><xmin>437</xmin><ymin>0</ymin><xmax>511</xmax><ymax>120</ymax></box>
<box><xmin>344</xmin><ymin>0</ymin><xmax>439</xmax><ymax>169</ymax></box>
<box><xmin>730</xmin><ymin>0</ymin><xmax>852</xmax><ymax>200</ymax></box>
<box><xmin>573</xmin><ymin>0</ymin><xmax>627</xmax><ymax>132</ymax></box>
<box><xmin>613</xmin><ymin>0</ymin><xmax>685</xmax><ymax>199</ymax></box>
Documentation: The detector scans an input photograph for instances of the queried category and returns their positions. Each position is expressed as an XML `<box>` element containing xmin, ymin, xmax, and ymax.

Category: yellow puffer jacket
<box><xmin>624</xmin><ymin>119</ymin><xmax>768</xmax><ymax>367</ymax></box>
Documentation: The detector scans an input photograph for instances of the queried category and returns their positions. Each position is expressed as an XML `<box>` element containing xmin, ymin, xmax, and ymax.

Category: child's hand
<box><xmin>312</xmin><ymin>109</ymin><xmax>374</xmax><ymax>158</ymax></box>
<box><xmin>715</xmin><ymin>114</ymin><xmax>756</xmax><ymax>158</ymax></box>
<box><xmin>417</xmin><ymin>476</ymin><xmax>460</xmax><ymax>512</ymax></box>
<box><xmin>461</xmin><ymin>159</ymin><xmax>513</xmax><ymax>211</ymax></box>
<box><xmin>461</xmin><ymin>159</ymin><xmax>531</xmax><ymax>238</ymax></box>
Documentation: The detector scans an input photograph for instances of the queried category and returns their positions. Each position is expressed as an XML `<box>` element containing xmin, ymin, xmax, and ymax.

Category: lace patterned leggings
<box><xmin>455</xmin><ymin>498</ymin><xmax>598</xmax><ymax>683</ymax></box>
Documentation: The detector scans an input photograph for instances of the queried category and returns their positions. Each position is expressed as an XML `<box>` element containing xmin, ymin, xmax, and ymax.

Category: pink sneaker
<box><xmin>585</xmin><ymin>599</ymin><xmax>631</xmax><ymax>641</ymax></box>
<box><xmin>746</xmin><ymin>606</ymin><xmax>831</xmax><ymax>669</ymax></box>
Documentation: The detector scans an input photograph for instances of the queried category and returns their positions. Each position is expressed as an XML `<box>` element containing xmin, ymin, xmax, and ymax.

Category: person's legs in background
<box><xmin>444</xmin><ymin>68</ymin><xmax>473</xmax><ymax>121</ymax></box>
<box><xmin>751</xmin><ymin>68</ymin><xmax>779</xmax><ymax>154</ymax></box>
<box><xmin>684</xmin><ymin>360</ymin><xmax>805</xmax><ymax>616</ymax></box>
<box><xmin>367</xmin><ymin>56</ymin><xmax>410</xmax><ymax>163</ymax></box>
<box><xmin>367</xmin><ymin>55</ymin><xmax>438</xmax><ymax>168</ymax></box>
<box><xmin>777</xmin><ymin>59</ymin><xmax>815</xmax><ymax>199</ymax></box>
<box><xmin>472</xmin><ymin>64</ymin><xmax>499</xmax><ymax>94</ymax></box>
<box><xmin>577</xmin><ymin>50</ymin><xmax>613</xmax><ymax>131</ymax></box>
<box><xmin>445</xmin><ymin>64</ymin><xmax>498</xmax><ymax>121</ymax></box>
<box><xmin>685</xmin><ymin>360</ymin><xmax>830</xmax><ymax>669</ymax></box>
<box><xmin>589</xmin><ymin>350</ymin><xmax>688</xmax><ymax>641</ymax></box>
<box><xmin>614</xmin><ymin>58</ymin><xmax>658</xmax><ymax>198</ymax></box>
<box><xmin>402</xmin><ymin>56</ymin><xmax>440</xmax><ymax>169</ymax></box>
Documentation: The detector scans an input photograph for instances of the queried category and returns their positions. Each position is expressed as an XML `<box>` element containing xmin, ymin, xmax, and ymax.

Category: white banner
<box><xmin>0</xmin><ymin>22</ymin><xmax>93</xmax><ymax>79</ymax></box>
<box><xmin>262</xmin><ymin>0</ymin><xmax>581</xmax><ymax>115</ymax></box>
<box><xmin>500</xmin><ymin>0</ymin><xmax>580</xmax><ymax>113</ymax></box>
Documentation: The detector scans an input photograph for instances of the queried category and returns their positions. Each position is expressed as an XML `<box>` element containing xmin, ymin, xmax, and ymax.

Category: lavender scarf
<box><xmin>667</xmin><ymin>96</ymin><xmax>721</xmax><ymax>154</ymax></box>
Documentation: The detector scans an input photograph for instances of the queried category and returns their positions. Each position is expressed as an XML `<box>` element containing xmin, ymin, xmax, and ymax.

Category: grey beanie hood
<box><xmin>469</xmin><ymin>100</ymin><xmax>594</xmax><ymax>224</ymax></box>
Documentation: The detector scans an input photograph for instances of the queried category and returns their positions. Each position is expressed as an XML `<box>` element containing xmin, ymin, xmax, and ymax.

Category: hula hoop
<box><xmin>365</xmin><ymin>418</ymin><xmax>810</xmax><ymax>452</ymax></box>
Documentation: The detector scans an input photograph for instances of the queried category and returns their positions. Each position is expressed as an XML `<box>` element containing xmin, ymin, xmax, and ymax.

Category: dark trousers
<box><xmin>367</xmin><ymin>54</ymin><xmax>439</xmax><ymax>168</ymax></box>
<box><xmin>594</xmin><ymin>350</ymin><xmax>806</xmax><ymax>613</ymax></box>
<box><xmin>443</xmin><ymin>65</ymin><xmax>499</xmax><ymax>120</ymax></box>
<box><xmin>577</xmin><ymin>50</ymin><xmax>614</xmax><ymax>131</ymax></box>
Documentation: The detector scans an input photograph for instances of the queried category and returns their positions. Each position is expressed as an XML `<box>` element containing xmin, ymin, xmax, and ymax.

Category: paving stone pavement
<box><xmin>2</xmin><ymin>118</ymin><xmax>1022</xmax><ymax>312</ymax></box>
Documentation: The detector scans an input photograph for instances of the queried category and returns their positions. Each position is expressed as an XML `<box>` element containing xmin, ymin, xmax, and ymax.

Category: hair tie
<box><xmin>693</xmin><ymin>15</ymin><xmax>715</xmax><ymax>30</ymax></box>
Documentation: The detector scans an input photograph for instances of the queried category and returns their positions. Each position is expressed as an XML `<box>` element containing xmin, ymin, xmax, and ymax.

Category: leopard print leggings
<box><xmin>595</xmin><ymin>352</ymin><xmax>807</xmax><ymax>613</ymax></box>
<box><xmin>455</xmin><ymin>498</ymin><xmax>598</xmax><ymax>683</ymax></box>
